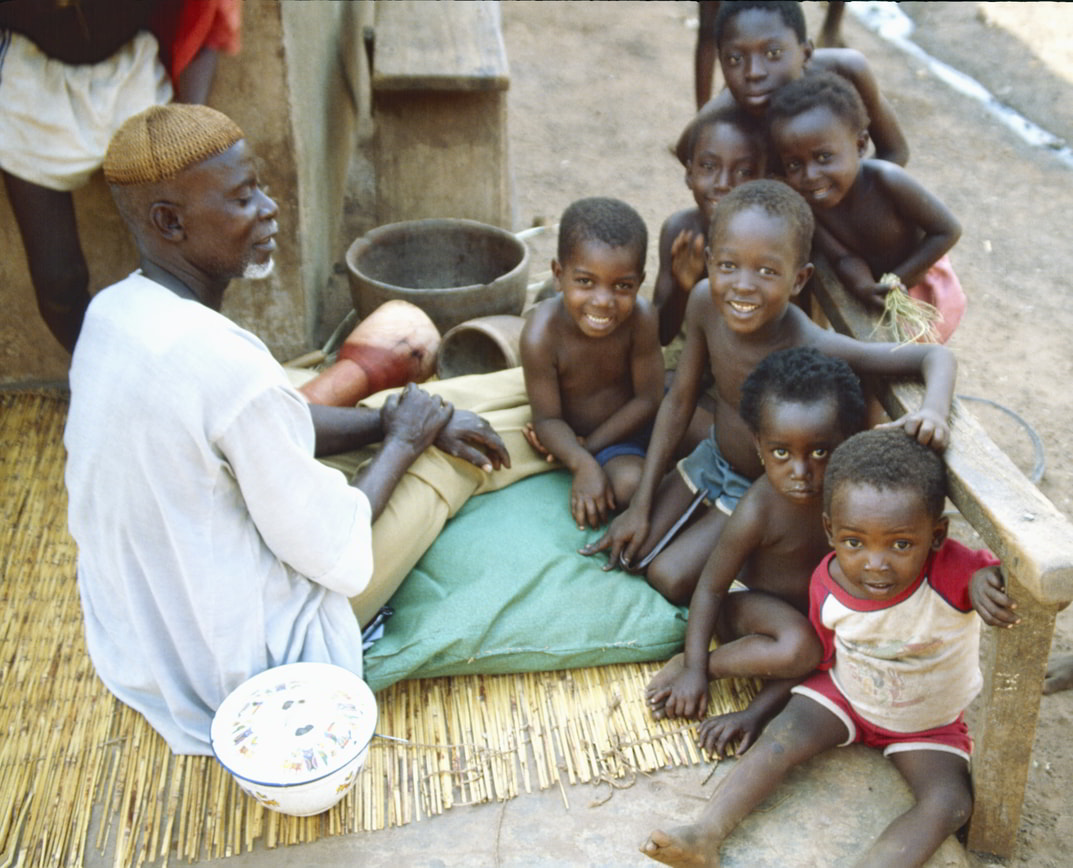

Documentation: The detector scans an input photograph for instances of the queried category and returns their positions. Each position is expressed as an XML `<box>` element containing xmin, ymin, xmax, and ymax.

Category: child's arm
<box><xmin>655</xmin><ymin>213</ymin><xmax>707</xmax><ymax>345</ymax></box>
<box><xmin>970</xmin><ymin>566</ymin><xmax>1021</xmax><ymax>628</ymax></box>
<box><xmin>872</xmin><ymin>162</ymin><xmax>962</xmax><ymax>288</ymax></box>
<box><xmin>520</xmin><ymin>307</ymin><xmax>616</xmax><ymax>528</ymax></box>
<box><xmin>580</xmin><ymin>301</ymin><xmax>664</xmax><ymax>454</ymax></box>
<box><xmin>582</xmin><ymin>286</ymin><xmax>711</xmax><ymax>566</ymax></box>
<box><xmin>658</xmin><ymin>490</ymin><xmax>767</xmax><ymax>720</ymax></box>
<box><xmin>832</xmin><ymin>49</ymin><xmax>910</xmax><ymax>166</ymax></box>
<box><xmin>811</xmin><ymin>221</ymin><xmax>888</xmax><ymax>309</ymax></box>
<box><xmin>809</xmin><ymin>324</ymin><xmax>957</xmax><ymax>449</ymax></box>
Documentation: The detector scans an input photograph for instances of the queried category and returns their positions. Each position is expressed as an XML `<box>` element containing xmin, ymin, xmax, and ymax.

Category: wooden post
<box><xmin>371</xmin><ymin>1</ymin><xmax>512</xmax><ymax>228</ymax></box>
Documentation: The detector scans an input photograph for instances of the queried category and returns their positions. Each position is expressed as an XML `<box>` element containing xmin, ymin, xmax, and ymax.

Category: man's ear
<box><xmin>857</xmin><ymin>129</ymin><xmax>871</xmax><ymax>157</ymax></box>
<box><xmin>149</xmin><ymin>202</ymin><xmax>184</xmax><ymax>242</ymax></box>
<box><xmin>790</xmin><ymin>261</ymin><xmax>814</xmax><ymax>297</ymax></box>
<box><xmin>931</xmin><ymin>515</ymin><xmax>950</xmax><ymax>551</ymax></box>
<box><xmin>801</xmin><ymin>38</ymin><xmax>815</xmax><ymax>65</ymax></box>
<box><xmin>822</xmin><ymin>512</ymin><xmax>834</xmax><ymax>547</ymax></box>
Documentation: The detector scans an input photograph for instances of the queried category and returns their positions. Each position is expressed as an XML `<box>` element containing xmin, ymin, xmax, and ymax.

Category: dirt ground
<box><xmin>498</xmin><ymin>2</ymin><xmax>1073</xmax><ymax>865</ymax></box>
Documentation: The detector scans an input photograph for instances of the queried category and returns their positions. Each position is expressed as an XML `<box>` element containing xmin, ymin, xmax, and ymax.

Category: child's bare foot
<box><xmin>1044</xmin><ymin>653</ymin><xmax>1073</xmax><ymax>694</ymax></box>
<box><xmin>640</xmin><ymin>826</ymin><xmax>720</xmax><ymax>867</ymax></box>
<box><xmin>645</xmin><ymin>653</ymin><xmax>685</xmax><ymax>719</ymax></box>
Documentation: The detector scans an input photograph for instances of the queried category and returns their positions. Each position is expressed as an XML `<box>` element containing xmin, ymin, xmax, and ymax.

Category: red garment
<box><xmin>908</xmin><ymin>253</ymin><xmax>966</xmax><ymax>344</ymax></box>
<box><xmin>152</xmin><ymin>0</ymin><xmax>241</xmax><ymax>88</ymax></box>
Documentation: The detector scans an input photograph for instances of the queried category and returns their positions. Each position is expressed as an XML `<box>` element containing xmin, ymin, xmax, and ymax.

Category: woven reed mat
<box><xmin>0</xmin><ymin>390</ymin><xmax>758</xmax><ymax>868</ymax></box>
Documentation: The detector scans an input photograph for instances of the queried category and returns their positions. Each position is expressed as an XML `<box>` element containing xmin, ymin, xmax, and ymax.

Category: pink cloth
<box><xmin>908</xmin><ymin>253</ymin><xmax>966</xmax><ymax>343</ymax></box>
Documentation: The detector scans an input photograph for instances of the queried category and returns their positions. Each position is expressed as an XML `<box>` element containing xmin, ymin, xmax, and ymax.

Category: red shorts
<box><xmin>791</xmin><ymin>670</ymin><xmax>973</xmax><ymax>762</ymax></box>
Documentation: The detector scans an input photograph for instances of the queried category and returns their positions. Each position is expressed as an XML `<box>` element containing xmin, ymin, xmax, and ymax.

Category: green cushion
<box><xmin>363</xmin><ymin>470</ymin><xmax>688</xmax><ymax>691</ymax></box>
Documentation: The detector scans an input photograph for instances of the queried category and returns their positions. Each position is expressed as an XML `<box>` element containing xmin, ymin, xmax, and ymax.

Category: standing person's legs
<box><xmin>3</xmin><ymin>171</ymin><xmax>88</xmax><ymax>353</ymax></box>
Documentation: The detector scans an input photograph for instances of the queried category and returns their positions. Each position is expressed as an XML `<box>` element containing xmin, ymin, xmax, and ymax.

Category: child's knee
<box><xmin>646</xmin><ymin>557</ymin><xmax>697</xmax><ymax>605</ymax></box>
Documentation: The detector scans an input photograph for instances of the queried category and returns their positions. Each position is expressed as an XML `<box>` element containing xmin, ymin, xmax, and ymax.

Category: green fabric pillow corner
<box><xmin>364</xmin><ymin>470</ymin><xmax>688</xmax><ymax>692</ymax></box>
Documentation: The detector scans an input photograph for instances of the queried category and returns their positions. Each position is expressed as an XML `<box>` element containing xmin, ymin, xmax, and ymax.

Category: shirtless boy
<box><xmin>645</xmin><ymin>347</ymin><xmax>866</xmax><ymax>760</ymax></box>
<box><xmin>676</xmin><ymin>0</ymin><xmax>908</xmax><ymax>169</ymax></box>
<box><xmin>657</xmin><ymin>104</ymin><xmax>767</xmax><ymax>453</ymax></box>
<box><xmin>521</xmin><ymin>197</ymin><xmax>664</xmax><ymax>530</ymax></box>
<box><xmin>641</xmin><ymin>430</ymin><xmax>1019</xmax><ymax>868</ymax></box>
<box><xmin>768</xmin><ymin>71</ymin><xmax>966</xmax><ymax>341</ymax></box>
<box><xmin>582</xmin><ymin>180</ymin><xmax>956</xmax><ymax>606</ymax></box>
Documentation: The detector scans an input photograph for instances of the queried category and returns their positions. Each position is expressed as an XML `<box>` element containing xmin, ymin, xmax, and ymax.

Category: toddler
<box><xmin>769</xmin><ymin>70</ymin><xmax>966</xmax><ymax>341</ymax></box>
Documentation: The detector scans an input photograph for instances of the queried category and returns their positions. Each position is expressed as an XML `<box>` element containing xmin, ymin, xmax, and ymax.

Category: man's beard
<box><xmin>243</xmin><ymin>257</ymin><xmax>276</xmax><ymax>280</ymax></box>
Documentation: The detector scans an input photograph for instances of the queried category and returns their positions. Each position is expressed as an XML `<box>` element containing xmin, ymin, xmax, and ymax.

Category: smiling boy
<box><xmin>521</xmin><ymin>197</ymin><xmax>664</xmax><ymax>530</ymax></box>
<box><xmin>583</xmin><ymin>180</ymin><xmax>957</xmax><ymax>606</ymax></box>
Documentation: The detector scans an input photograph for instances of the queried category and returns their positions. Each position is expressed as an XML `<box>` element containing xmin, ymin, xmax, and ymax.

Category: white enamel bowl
<box><xmin>210</xmin><ymin>662</ymin><xmax>377</xmax><ymax>816</ymax></box>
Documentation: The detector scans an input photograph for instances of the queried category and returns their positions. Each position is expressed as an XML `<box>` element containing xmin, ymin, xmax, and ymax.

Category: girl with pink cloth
<box><xmin>768</xmin><ymin>71</ymin><xmax>966</xmax><ymax>343</ymax></box>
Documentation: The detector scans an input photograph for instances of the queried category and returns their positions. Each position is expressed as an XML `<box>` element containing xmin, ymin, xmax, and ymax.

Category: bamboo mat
<box><xmin>0</xmin><ymin>390</ymin><xmax>757</xmax><ymax>868</ymax></box>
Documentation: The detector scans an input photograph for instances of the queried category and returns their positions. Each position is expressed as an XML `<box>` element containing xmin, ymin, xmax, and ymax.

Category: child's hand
<box><xmin>571</xmin><ymin>461</ymin><xmax>615</xmax><ymax>530</ymax></box>
<box><xmin>876</xmin><ymin>408</ymin><xmax>950</xmax><ymax>451</ymax></box>
<box><xmin>670</xmin><ymin>230</ymin><xmax>707</xmax><ymax>293</ymax></box>
<box><xmin>971</xmin><ymin>566</ymin><xmax>1020</xmax><ymax>628</ymax></box>
<box><xmin>580</xmin><ymin>503</ymin><xmax>651</xmax><ymax>571</ymax></box>
<box><xmin>522</xmin><ymin>422</ymin><xmax>557</xmax><ymax>463</ymax></box>
<box><xmin>852</xmin><ymin>281</ymin><xmax>891</xmax><ymax>309</ymax></box>
<box><xmin>696</xmin><ymin>707</ymin><xmax>765</xmax><ymax>758</ymax></box>
<box><xmin>661</xmin><ymin>669</ymin><xmax>710</xmax><ymax>721</ymax></box>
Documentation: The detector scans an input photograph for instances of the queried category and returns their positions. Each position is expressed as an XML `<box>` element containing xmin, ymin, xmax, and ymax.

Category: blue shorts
<box><xmin>676</xmin><ymin>431</ymin><xmax>751</xmax><ymax>516</ymax></box>
<box><xmin>593</xmin><ymin>425</ymin><xmax>651</xmax><ymax>467</ymax></box>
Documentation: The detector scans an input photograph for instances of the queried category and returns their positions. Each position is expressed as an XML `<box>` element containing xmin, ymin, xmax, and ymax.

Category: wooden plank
<box><xmin>373</xmin><ymin>0</ymin><xmax>509</xmax><ymax>92</ymax></box>
<box><xmin>811</xmin><ymin>262</ymin><xmax>1073</xmax><ymax>604</ymax></box>
<box><xmin>967</xmin><ymin>574</ymin><xmax>1058</xmax><ymax>857</ymax></box>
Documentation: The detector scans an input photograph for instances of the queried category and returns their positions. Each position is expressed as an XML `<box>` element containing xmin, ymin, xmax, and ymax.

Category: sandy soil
<box><xmin>499</xmin><ymin>3</ymin><xmax>1073</xmax><ymax>865</ymax></box>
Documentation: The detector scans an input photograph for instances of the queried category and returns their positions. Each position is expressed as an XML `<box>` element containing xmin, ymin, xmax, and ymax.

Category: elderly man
<box><xmin>64</xmin><ymin>104</ymin><xmax>537</xmax><ymax>754</ymax></box>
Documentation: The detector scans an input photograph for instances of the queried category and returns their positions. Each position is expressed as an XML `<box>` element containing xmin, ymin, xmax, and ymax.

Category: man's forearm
<box><xmin>309</xmin><ymin>404</ymin><xmax>384</xmax><ymax>457</ymax></box>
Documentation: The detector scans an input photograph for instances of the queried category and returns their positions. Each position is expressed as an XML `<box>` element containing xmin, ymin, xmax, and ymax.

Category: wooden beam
<box><xmin>373</xmin><ymin>1</ymin><xmax>509</xmax><ymax>92</ymax></box>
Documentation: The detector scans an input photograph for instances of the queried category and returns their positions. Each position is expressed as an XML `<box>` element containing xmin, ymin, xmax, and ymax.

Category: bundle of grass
<box><xmin>872</xmin><ymin>273</ymin><xmax>942</xmax><ymax>344</ymax></box>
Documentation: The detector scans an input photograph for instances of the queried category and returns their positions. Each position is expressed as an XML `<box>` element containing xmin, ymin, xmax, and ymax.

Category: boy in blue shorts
<box><xmin>521</xmin><ymin>197</ymin><xmax>664</xmax><ymax>530</ymax></box>
<box><xmin>641</xmin><ymin>429</ymin><xmax>1020</xmax><ymax>868</ymax></box>
<box><xmin>584</xmin><ymin>180</ymin><xmax>957</xmax><ymax>606</ymax></box>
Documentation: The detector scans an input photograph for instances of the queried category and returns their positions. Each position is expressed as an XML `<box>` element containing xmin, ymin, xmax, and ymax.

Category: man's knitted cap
<box><xmin>103</xmin><ymin>104</ymin><xmax>244</xmax><ymax>186</ymax></box>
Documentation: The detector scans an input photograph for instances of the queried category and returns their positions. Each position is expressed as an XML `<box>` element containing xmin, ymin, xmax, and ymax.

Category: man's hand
<box><xmin>380</xmin><ymin>383</ymin><xmax>454</xmax><ymax>455</ymax></box>
<box><xmin>434</xmin><ymin>409</ymin><xmax>511</xmax><ymax>473</ymax></box>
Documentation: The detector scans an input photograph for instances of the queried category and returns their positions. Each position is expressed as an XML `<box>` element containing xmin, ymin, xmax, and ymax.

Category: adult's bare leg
<box><xmin>3</xmin><ymin>170</ymin><xmax>89</xmax><ymax>353</ymax></box>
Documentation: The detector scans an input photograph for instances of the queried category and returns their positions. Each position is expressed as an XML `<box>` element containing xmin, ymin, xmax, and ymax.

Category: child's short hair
<box><xmin>710</xmin><ymin>179</ymin><xmax>814</xmax><ymax>266</ymax></box>
<box><xmin>768</xmin><ymin>70</ymin><xmax>870</xmax><ymax>133</ymax></box>
<box><xmin>740</xmin><ymin>346</ymin><xmax>866</xmax><ymax>438</ymax></box>
<box><xmin>557</xmin><ymin>197</ymin><xmax>648</xmax><ymax>271</ymax></box>
<box><xmin>681</xmin><ymin>103</ymin><xmax>768</xmax><ymax>170</ymax></box>
<box><xmin>715</xmin><ymin>1</ymin><xmax>807</xmax><ymax>48</ymax></box>
<box><xmin>823</xmin><ymin>430</ymin><xmax>947</xmax><ymax>519</ymax></box>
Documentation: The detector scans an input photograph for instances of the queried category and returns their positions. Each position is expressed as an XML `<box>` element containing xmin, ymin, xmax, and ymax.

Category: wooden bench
<box><xmin>371</xmin><ymin>0</ymin><xmax>512</xmax><ymax>228</ymax></box>
<box><xmin>811</xmin><ymin>262</ymin><xmax>1073</xmax><ymax>859</ymax></box>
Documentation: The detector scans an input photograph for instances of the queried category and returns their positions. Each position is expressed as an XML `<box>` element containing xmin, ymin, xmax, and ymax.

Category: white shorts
<box><xmin>0</xmin><ymin>29</ymin><xmax>172</xmax><ymax>191</ymax></box>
